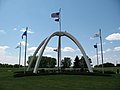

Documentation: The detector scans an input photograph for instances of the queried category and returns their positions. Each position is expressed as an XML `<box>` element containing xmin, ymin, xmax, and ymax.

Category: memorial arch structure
<box><xmin>27</xmin><ymin>31</ymin><xmax>93</xmax><ymax>73</ymax></box>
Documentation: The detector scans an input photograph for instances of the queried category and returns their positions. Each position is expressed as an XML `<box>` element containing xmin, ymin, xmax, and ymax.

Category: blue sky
<box><xmin>0</xmin><ymin>0</ymin><xmax>120</xmax><ymax>66</ymax></box>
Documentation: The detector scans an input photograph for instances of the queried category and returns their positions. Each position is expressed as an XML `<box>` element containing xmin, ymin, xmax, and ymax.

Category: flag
<box><xmin>22</xmin><ymin>27</ymin><xmax>28</xmax><ymax>39</ymax></box>
<box><xmin>94</xmin><ymin>44</ymin><xmax>97</xmax><ymax>48</ymax></box>
<box><xmin>51</xmin><ymin>12</ymin><xmax>60</xmax><ymax>18</ymax></box>
<box><xmin>22</xmin><ymin>31</ymin><xmax>27</xmax><ymax>39</ymax></box>
<box><xmin>55</xmin><ymin>18</ymin><xmax>59</xmax><ymax>22</ymax></box>
<box><xmin>53</xmin><ymin>48</ymin><xmax>58</xmax><ymax>52</ymax></box>
<box><xmin>16</xmin><ymin>45</ymin><xmax>20</xmax><ymax>49</ymax></box>
<box><xmin>51</xmin><ymin>12</ymin><xmax>60</xmax><ymax>22</ymax></box>
<box><xmin>94</xmin><ymin>32</ymin><xmax>100</xmax><ymax>37</ymax></box>
<box><xmin>16</xmin><ymin>43</ymin><xmax>21</xmax><ymax>49</ymax></box>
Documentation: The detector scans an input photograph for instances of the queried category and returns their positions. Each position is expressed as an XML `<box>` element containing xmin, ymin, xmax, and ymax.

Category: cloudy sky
<box><xmin>0</xmin><ymin>0</ymin><xmax>120</xmax><ymax>66</ymax></box>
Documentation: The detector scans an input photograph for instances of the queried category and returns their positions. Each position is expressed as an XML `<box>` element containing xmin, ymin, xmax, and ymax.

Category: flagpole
<box><xmin>51</xmin><ymin>9</ymin><xmax>62</xmax><ymax>71</ymax></box>
<box><xmin>58</xmin><ymin>8</ymin><xmax>61</xmax><ymax>71</ymax></box>
<box><xmin>99</xmin><ymin>29</ymin><xmax>104</xmax><ymax>74</ymax></box>
<box><xmin>19</xmin><ymin>42</ymin><xmax>21</xmax><ymax>68</ymax></box>
<box><xmin>59</xmin><ymin>8</ymin><xmax>61</xmax><ymax>32</ymax></box>
<box><xmin>96</xmin><ymin>43</ymin><xmax>99</xmax><ymax>65</ymax></box>
<box><xmin>24</xmin><ymin>27</ymin><xmax>28</xmax><ymax>74</ymax></box>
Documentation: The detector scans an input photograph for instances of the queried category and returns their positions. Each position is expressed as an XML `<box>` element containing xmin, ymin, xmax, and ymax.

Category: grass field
<box><xmin>0</xmin><ymin>68</ymin><xmax>120</xmax><ymax>90</ymax></box>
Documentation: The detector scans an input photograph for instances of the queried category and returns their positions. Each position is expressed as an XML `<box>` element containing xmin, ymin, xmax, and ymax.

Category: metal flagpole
<box><xmin>58</xmin><ymin>8</ymin><xmax>61</xmax><ymax>71</ymax></box>
<box><xmin>94</xmin><ymin>43</ymin><xmax>99</xmax><ymax>66</ymax></box>
<box><xmin>57</xmin><ymin>23</ymin><xmax>60</xmax><ymax>70</ymax></box>
<box><xmin>19</xmin><ymin>42</ymin><xmax>21</xmax><ymax>68</ymax></box>
<box><xmin>59</xmin><ymin>8</ymin><xmax>61</xmax><ymax>32</ymax></box>
<box><xmin>24</xmin><ymin>27</ymin><xmax>28</xmax><ymax>74</ymax></box>
<box><xmin>96</xmin><ymin>43</ymin><xmax>99</xmax><ymax>65</ymax></box>
<box><xmin>99</xmin><ymin>29</ymin><xmax>104</xmax><ymax>74</ymax></box>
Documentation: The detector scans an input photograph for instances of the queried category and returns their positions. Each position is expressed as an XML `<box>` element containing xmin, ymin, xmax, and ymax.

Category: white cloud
<box><xmin>62</xmin><ymin>47</ymin><xmax>75</xmax><ymax>52</ymax></box>
<box><xmin>91</xmin><ymin>54</ymin><xmax>101</xmax><ymax>60</ymax></box>
<box><xmin>44</xmin><ymin>47</ymin><xmax>55</xmax><ymax>53</ymax></box>
<box><xmin>17</xmin><ymin>41</ymin><xmax>29</xmax><ymax>46</ymax></box>
<box><xmin>90</xmin><ymin>54</ymin><xmax>101</xmax><ymax>66</ymax></box>
<box><xmin>27</xmin><ymin>46</ymin><xmax>56</xmax><ymax>55</ymax></box>
<box><xmin>20</xmin><ymin>28</ymin><xmax>34</xmax><ymax>34</ymax></box>
<box><xmin>27</xmin><ymin>46</ymin><xmax>76</xmax><ymax>54</ymax></box>
<box><xmin>63</xmin><ymin>56</ymin><xmax>73</xmax><ymax>60</ymax></box>
<box><xmin>105</xmin><ymin>48</ymin><xmax>112</xmax><ymax>52</ymax></box>
<box><xmin>0</xmin><ymin>45</ymin><xmax>19</xmax><ymax>65</ymax></box>
<box><xmin>0</xmin><ymin>46</ymin><xmax>9</xmax><ymax>55</ymax></box>
<box><xmin>118</xmin><ymin>27</ymin><xmax>120</xmax><ymax>30</ymax></box>
<box><xmin>76</xmin><ymin>48</ymin><xmax>80</xmax><ymax>51</ymax></box>
<box><xmin>0</xmin><ymin>30</ymin><xmax>6</xmax><ymax>34</ymax></box>
<box><xmin>114</xmin><ymin>46</ymin><xmax>120</xmax><ymax>51</ymax></box>
<box><xmin>0</xmin><ymin>46</ymin><xmax>9</xmax><ymax>49</ymax></box>
<box><xmin>43</xmin><ymin>54</ymin><xmax>53</xmax><ymax>57</ymax></box>
<box><xmin>98</xmin><ymin>51</ymin><xmax>105</xmax><ymax>54</ymax></box>
<box><xmin>90</xmin><ymin>37</ymin><xmax>94</xmax><ymax>40</ymax></box>
<box><xmin>97</xmin><ymin>42</ymin><xmax>106</xmax><ymax>46</ymax></box>
<box><xmin>0</xmin><ymin>55</ymin><xmax>18</xmax><ymax>65</ymax></box>
<box><xmin>27</xmin><ymin>46</ymin><xmax>77</xmax><ymax>57</ymax></box>
<box><xmin>105</xmin><ymin>33</ymin><xmax>120</xmax><ymax>41</ymax></box>
<box><xmin>27</xmin><ymin>47</ymin><xmax>37</xmax><ymax>55</ymax></box>
<box><xmin>28</xmin><ymin>47</ymin><xmax>37</xmax><ymax>52</ymax></box>
<box><xmin>13</xmin><ymin>28</ymin><xmax>17</xmax><ymax>31</ymax></box>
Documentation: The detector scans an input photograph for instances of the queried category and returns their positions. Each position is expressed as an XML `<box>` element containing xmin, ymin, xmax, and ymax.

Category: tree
<box><xmin>0</xmin><ymin>63</ymin><xmax>22</xmax><ymax>68</ymax></box>
<box><xmin>116</xmin><ymin>64</ymin><xmax>120</xmax><ymax>67</ymax></box>
<box><xmin>0</xmin><ymin>63</ymin><xmax>2</xmax><ymax>67</ymax></box>
<box><xmin>73</xmin><ymin>55</ymin><xmax>92</xmax><ymax>71</ymax></box>
<box><xmin>94</xmin><ymin>62</ymin><xmax>115</xmax><ymax>67</ymax></box>
<box><xmin>73</xmin><ymin>56</ymin><xmax>81</xmax><ymax>68</ymax></box>
<box><xmin>104</xmin><ymin>62</ymin><xmax>114</xmax><ymax>67</ymax></box>
<box><xmin>14</xmin><ymin>64</ymin><xmax>20</xmax><ymax>68</ymax></box>
<box><xmin>79</xmin><ymin>56</ymin><xmax>92</xmax><ymax>68</ymax></box>
<box><xmin>61</xmin><ymin>57</ymin><xmax>72</xmax><ymax>68</ymax></box>
<box><xmin>27</xmin><ymin>56</ymin><xmax>38</xmax><ymax>68</ymax></box>
<box><xmin>40</xmin><ymin>56</ymin><xmax>56</xmax><ymax>68</ymax></box>
<box><xmin>103</xmin><ymin>62</ymin><xmax>115</xmax><ymax>67</ymax></box>
<box><xmin>27</xmin><ymin>56</ymin><xmax>56</xmax><ymax>68</ymax></box>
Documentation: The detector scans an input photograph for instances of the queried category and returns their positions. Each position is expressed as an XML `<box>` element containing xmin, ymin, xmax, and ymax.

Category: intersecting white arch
<box><xmin>27</xmin><ymin>31</ymin><xmax>93</xmax><ymax>73</ymax></box>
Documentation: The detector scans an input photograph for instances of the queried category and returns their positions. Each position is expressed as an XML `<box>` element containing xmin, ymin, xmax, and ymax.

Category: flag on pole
<box><xmin>51</xmin><ymin>12</ymin><xmax>60</xmax><ymax>22</ymax></box>
<box><xmin>94</xmin><ymin>44</ymin><xmax>97</xmax><ymax>48</ymax></box>
<box><xmin>16</xmin><ymin>45</ymin><xmax>20</xmax><ymax>49</ymax></box>
<box><xmin>16</xmin><ymin>42</ymin><xmax>21</xmax><ymax>49</ymax></box>
<box><xmin>22</xmin><ymin>27</ymin><xmax>28</xmax><ymax>39</ymax></box>
<box><xmin>22</xmin><ymin>31</ymin><xmax>27</xmax><ymax>39</ymax></box>
<box><xmin>51</xmin><ymin>12</ymin><xmax>60</xmax><ymax>18</ymax></box>
<box><xmin>94</xmin><ymin>32</ymin><xmax>100</xmax><ymax>38</ymax></box>
<box><xmin>55</xmin><ymin>19</ymin><xmax>59</xmax><ymax>22</ymax></box>
<box><xmin>53</xmin><ymin>48</ymin><xmax>58</xmax><ymax>52</ymax></box>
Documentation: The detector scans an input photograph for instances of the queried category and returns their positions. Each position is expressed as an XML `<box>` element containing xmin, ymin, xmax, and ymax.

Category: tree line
<box><xmin>0</xmin><ymin>63</ymin><xmax>22</xmax><ymax>68</ymax></box>
<box><xmin>94</xmin><ymin>62</ymin><xmax>120</xmax><ymax>67</ymax></box>
<box><xmin>0</xmin><ymin>55</ymin><xmax>119</xmax><ymax>68</ymax></box>
<box><xmin>27</xmin><ymin>55</ymin><xmax>92</xmax><ymax>69</ymax></box>
<box><xmin>0</xmin><ymin>56</ymin><xmax>91</xmax><ymax>68</ymax></box>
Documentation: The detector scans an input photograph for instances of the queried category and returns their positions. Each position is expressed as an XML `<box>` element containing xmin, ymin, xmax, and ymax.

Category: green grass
<box><xmin>0</xmin><ymin>68</ymin><xmax>120</xmax><ymax>90</ymax></box>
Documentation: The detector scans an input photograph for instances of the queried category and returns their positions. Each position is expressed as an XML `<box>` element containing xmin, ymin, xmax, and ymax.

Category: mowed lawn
<box><xmin>0</xmin><ymin>68</ymin><xmax>120</xmax><ymax>90</ymax></box>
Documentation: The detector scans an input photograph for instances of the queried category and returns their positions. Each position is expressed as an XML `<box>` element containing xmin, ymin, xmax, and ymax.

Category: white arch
<box><xmin>33</xmin><ymin>32</ymin><xmax>60</xmax><ymax>73</ymax></box>
<box><xmin>63</xmin><ymin>32</ymin><xmax>93</xmax><ymax>72</ymax></box>
<box><xmin>28</xmin><ymin>31</ymin><xmax>93</xmax><ymax>73</ymax></box>
<box><xmin>26</xmin><ymin>38</ymin><xmax>47</xmax><ymax>71</ymax></box>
